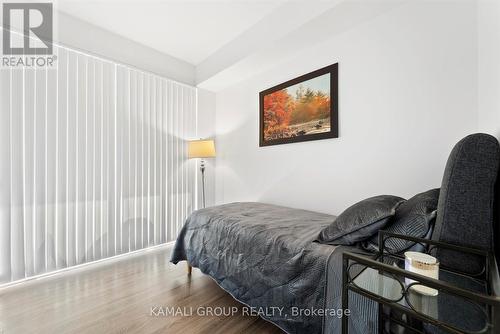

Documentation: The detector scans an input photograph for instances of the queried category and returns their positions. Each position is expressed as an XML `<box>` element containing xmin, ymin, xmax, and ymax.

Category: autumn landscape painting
<box><xmin>259</xmin><ymin>63</ymin><xmax>338</xmax><ymax>146</ymax></box>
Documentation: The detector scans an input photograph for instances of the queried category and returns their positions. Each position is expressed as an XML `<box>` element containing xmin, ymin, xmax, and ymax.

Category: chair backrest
<box><xmin>432</xmin><ymin>133</ymin><xmax>500</xmax><ymax>275</ymax></box>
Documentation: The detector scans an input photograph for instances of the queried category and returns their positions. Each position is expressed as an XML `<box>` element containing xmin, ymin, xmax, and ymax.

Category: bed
<box><xmin>171</xmin><ymin>202</ymin><xmax>353</xmax><ymax>333</ymax></box>
<box><xmin>171</xmin><ymin>133</ymin><xmax>500</xmax><ymax>334</ymax></box>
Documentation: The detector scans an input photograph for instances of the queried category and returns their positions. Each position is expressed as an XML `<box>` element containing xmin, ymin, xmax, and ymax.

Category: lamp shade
<box><xmin>188</xmin><ymin>139</ymin><xmax>216</xmax><ymax>159</ymax></box>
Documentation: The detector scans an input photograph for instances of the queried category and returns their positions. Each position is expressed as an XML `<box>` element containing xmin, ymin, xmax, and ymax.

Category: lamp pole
<box><xmin>188</xmin><ymin>139</ymin><xmax>215</xmax><ymax>210</ymax></box>
<box><xmin>200</xmin><ymin>159</ymin><xmax>206</xmax><ymax>208</ymax></box>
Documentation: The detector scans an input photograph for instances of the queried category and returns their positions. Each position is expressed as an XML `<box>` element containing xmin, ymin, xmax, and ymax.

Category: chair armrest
<box><xmin>378</xmin><ymin>230</ymin><xmax>490</xmax><ymax>258</ymax></box>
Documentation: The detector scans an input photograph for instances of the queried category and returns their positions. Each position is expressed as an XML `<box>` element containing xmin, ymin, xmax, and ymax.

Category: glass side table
<box><xmin>341</xmin><ymin>231</ymin><xmax>500</xmax><ymax>334</ymax></box>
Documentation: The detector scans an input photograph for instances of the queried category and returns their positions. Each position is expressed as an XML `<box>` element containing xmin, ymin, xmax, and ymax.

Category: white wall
<box><xmin>55</xmin><ymin>11</ymin><xmax>195</xmax><ymax>85</ymax></box>
<box><xmin>478</xmin><ymin>0</ymin><xmax>500</xmax><ymax>139</ymax></box>
<box><xmin>214</xmin><ymin>1</ymin><xmax>478</xmax><ymax>215</ymax></box>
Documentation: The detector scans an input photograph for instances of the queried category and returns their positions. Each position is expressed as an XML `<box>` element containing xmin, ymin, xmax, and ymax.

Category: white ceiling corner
<box><xmin>55</xmin><ymin>0</ymin><xmax>285</xmax><ymax>65</ymax></box>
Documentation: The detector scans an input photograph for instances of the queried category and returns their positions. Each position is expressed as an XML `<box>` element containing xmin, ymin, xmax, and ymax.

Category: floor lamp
<box><xmin>188</xmin><ymin>139</ymin><xmax>216</xmax><ymax>209</ymax></box>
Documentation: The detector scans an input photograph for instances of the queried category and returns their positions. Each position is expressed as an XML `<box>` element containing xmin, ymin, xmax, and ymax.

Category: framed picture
<box><xmin>259</xmin><ymin>63</ymin><xmax>338</xmax><ymax>147</ymax></box>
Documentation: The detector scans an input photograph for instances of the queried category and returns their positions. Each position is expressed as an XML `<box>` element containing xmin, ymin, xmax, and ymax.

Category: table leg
<box><xmin>378</xmin><ymin>302</ymin><xmax>384</xmax><ymax>334</ymax></box>
<box><xmin>342</xmin><ymin>256</ymin><xmax>349</xmax><ymax>334</ymax></box>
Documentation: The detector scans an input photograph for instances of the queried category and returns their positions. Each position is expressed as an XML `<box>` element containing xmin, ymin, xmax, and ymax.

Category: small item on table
<box><xmin>404</xmin><ymin>251</ymin><xmax>439</xmax><ymax>296</ymax></box>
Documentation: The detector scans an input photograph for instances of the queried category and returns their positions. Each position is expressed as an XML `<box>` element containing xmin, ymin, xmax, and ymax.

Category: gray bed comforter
<box><xmin>171</xmin><ymin>202</ymin><xmax>339</xmax><ymax>333</ymax></box>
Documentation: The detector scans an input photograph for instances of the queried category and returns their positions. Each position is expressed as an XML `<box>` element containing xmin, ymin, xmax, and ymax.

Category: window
<box><xmin>0</xmin><ymin>44</ymin><xmax>197</xmax><ymax>284</ymax></box>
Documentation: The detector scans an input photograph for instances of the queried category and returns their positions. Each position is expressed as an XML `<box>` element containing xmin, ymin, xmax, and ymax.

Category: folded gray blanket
<box><xmin>171</xmin><ymin>202</ymin><xmax>338</xmax><ymax>333</ymax></box>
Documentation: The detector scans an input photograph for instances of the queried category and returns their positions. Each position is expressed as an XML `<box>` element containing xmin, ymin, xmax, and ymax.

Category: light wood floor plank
<box><xmin>0</xmin><ymin>245</ymin><xmax>283</xmax><ymax>334</ymax></box>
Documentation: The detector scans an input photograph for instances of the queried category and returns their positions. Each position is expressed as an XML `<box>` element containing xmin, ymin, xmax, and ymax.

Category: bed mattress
<box><xmin>171</xmin><ymin>202</ymin><xmax>339</xmax><ymax>333</ymax></box>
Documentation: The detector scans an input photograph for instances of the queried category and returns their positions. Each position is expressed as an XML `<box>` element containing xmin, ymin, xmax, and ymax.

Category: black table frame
<box><xmin>341</xmin><ymin>231</ymin><xmax>500</xmax><ymax>334</ymax></box>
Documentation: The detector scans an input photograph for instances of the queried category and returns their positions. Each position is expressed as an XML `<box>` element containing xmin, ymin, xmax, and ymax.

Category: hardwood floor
<box><xmin>0</xmin><ymin>245</ymin><xmax>283</xmax><ymax>334</ymax></box>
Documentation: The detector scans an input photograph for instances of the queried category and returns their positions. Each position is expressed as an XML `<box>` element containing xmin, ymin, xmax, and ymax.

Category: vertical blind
<box><xmin>0</xmin><ymin>44</ymin><xmax>198</xmax><ymax>284</ymax></box>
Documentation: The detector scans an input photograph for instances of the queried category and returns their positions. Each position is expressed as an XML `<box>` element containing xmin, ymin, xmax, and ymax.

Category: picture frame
<box><xmin>259</xmin><ymin>63</ymin><xmax>338</xmax><ymax>147</ymax></box>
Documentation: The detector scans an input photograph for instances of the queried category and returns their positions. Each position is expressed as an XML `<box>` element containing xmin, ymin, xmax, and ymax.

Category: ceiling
<box><xmin>55</xmin><ymin>0</ymin><xmax>406</xmax><ymax>90</ymax></box>
<box><xmin>56</xmin><ymin>0</ymin><xmax>284</xmax><ymax>65</ymax></box>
